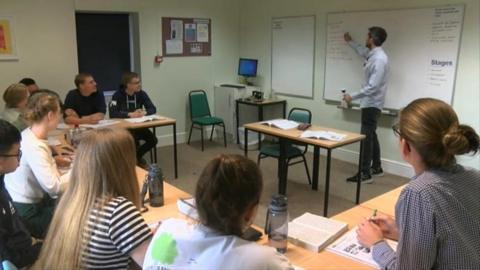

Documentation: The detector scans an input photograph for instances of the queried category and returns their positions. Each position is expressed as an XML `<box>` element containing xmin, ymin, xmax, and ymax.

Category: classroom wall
<box><xmin>75</xmin><ymin>0</ymin><xmax>241</xmax><ymax>143</ymax></box>
<box><xmin>0</xmin><ymin>0</ymin><xmax>78</xmax><ymax>96</ymax></box>
<box><xmin>239</xmin><ymin>0</ymin><xmax>480</xmax><ymax>175</ymax></box>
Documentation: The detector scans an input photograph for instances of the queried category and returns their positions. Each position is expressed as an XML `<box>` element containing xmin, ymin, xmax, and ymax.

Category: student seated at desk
<box><xmin>4</xmin><ymin>92</ymin><xmax>71</xmax><ymax>238</ymax></box>
<box><xmin>1</xmin><ymin>83</ymin><xmax>29</xmax><ymax>131</ymax></box>
<box><xmin>0</xmin><ymin>120</ymin><xmax>42</xmax><ymax>268</ymax></box>
<box><xmin>356</xmin><ymin>98</ymin><xmax>480</xmax><ymax>269</ymax></box>
<box><xmin>109</xmin><ymin>72</ymin><xmax>158</xmax><ymax>167</ymax></box>
<box><xmin>143</xmin><ymin>154</ymin><xmax>293</xmax><ymax>270</ymax></box>
<box><xmin>64</xmin><ymin>73</ymin><xmax>106</xmax><ymax>125</ymax></box>
<box><xmin>34</xmin><ymin>128</ymin><xmax>152</xmax><ymax>270</ymax></box>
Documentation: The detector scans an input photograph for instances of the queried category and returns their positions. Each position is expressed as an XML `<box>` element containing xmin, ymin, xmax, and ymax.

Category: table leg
<box><xmin>173</xmin><ymin>123</ymin><xmax>178</xmax><ymax>179</ymax></box>
<box><xmin>153</xmin><ymin>127</ymin><xmax>158</xmax><ymax>164</ymax></box>
<box><xmin>323</xmin><ymin>149</ymin><xmax>332</xmax><ymax>217</ymax></box>
<box><xmin>312</xmin><ymin>146</ymin><xmax>320</xmax><ymax>190</ymax></box>
<box><xmin>356</xmin><ymin>140</ymin><xmax>364</xmax><ymax>204</ymax></box>
<box><xmin>258</xmin><ymin>105</ymin><xmax>263</xmax><ymax>149</ymax></box>
<box><xmin>244</xmin><ymin>128</ymin><xmax>248</xmax><ymax>157</ymax></box>
<box><xmin>282</xmin><ymin>101</ymin><xmax>286</xmax><ymax>118</ymax></box>
<box><xmin>236</xmin><ymin>100</ymin><xmax>240</xmax><ymax>144</ymax></box>
<box><xmin>278</xmin><ymin>138</ymin><xmax>287</xmax><ymax>195</ymax></box>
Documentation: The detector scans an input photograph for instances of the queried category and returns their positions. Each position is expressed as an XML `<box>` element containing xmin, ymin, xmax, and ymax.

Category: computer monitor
<box><xmin>238</xmin><ymin>58</ymin><xmax>258</xmax><ymax>77</ymax></box>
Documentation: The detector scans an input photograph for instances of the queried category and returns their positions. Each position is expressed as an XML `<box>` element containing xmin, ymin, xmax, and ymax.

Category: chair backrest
<box><xmin>189</xmin><ymin>90</ymin><xmax>211</xmax><ymax>119</ymax></box>
<box><xmin>288</xmin><ymin>107</ymin><xmax>312</xmax><ymax>124</ymax></box>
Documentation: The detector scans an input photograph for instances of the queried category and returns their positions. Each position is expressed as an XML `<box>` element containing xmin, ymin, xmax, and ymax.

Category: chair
<box><xmin>187</xmin><ymin>90</ymin><xmax>227</xmax><ymax>151</ymax></box>
<box><xmin>257</xmin><ymin>108</ymin><xmax>312</xmax><ymax>184</ymax></box>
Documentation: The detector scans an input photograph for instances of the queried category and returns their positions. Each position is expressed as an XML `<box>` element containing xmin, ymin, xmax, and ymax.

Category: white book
<box><xmin>262</xmin><ymin>119</ymin><xmax>299</xmax><ymax>130</ymax></box>
<box><xmin>124</xmin><ymin>115</ymin><xmax>165</xmax><ymax>124</ymax></box>
<box><xmin>80</xmin><ymin>119</ymin><xmax>120</xmax><ymax>129</ymax></box>
<box><xmin>287</xmin><ymin>212</ymin><xmax>348</xmax><ymax>252</ymax></box>
<box><xmin>327</xmin><ymin>227</ymin><xmax>398</xmax><ymax>269</ymax></box>
<box><xmin>300</xmin><ymin>130</ymin><xmax>347</xmax><ymax>141</ymax></box>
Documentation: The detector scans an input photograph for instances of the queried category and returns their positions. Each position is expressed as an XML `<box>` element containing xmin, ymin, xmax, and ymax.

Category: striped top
<box><xmin>82</xmin><ymin>196</ymin><xmax>152</xmax><ymax>269</ymax></box>
<box><xmin>372</xmin><ymin>165</ymin><xmax>480</xmax><ymax>269</ymax></box>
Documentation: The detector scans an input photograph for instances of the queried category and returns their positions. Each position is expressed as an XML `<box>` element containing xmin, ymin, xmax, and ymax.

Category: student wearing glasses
<box><xmin>0</xmin><ymin>120</ymin><xmax>42</xmax><ymax>268</ymax></box>
<box><xmin>4</xmin><ymin>92</ymin><xmax>71</xmax><ymax>238</ymax></box>
<box><xmin>109</xmin><ymin>72</ymin><xmax>157</xmax><ymax>167</ymax></box>
<box><xmin>356</xmin><ymin>98</ymin><xmax>480</xmax><ymax>269</ymax></box>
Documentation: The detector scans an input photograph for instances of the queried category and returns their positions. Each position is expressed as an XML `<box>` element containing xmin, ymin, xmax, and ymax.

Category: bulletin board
<box><xmin>162</xmin><ymin>17</ymin><xmax>211</xmax><ymax>57</ymax></box>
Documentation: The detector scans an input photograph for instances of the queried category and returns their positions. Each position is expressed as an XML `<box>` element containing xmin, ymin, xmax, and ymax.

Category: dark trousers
<box><xmin>131</xmin><ymin>128</ymin><xmax>158</xmax><ymax>162</ymax></box>
<box><xmin>361</xmin><ymin>107</ymin><xmax>381</xmax><ymax>174</ymax></box>
<box><xmin>13</xmin><ymin>197</ymin><xmax>56</xmax><ymax>239</ymax></box>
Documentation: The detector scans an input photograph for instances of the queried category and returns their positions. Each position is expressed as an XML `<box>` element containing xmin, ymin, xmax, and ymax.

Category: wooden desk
<box><xmin>244</xmin><ymin>122</ymin><xmax>366</xmax><ymax>216</ymax></box>
<box><xmin>136</xmin><ymin>168</ymin><xmax>403</xmax><ymax>270</ymax></box>
<box><xmin>361</xmin><ymin>185</ymin><xmax>405</xmax><ymax>217</ymax></box>
<box><xmin>236</xmin><ymin>98</ymin><xmax>287</xmax><ymax>145</ymax></box>
<box><xmin>116</xmin><ymin>116</ymin><xmax>178</xmax><ymax>179</ymax></box>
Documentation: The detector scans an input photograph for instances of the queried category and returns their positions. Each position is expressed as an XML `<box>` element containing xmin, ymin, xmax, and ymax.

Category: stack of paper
<box><xmin>124</xmin><ymin>115</ymin><xmax>165</xmax><ymax>124</ymax></box>
<box><xmin>262</xmin><ymin>119</ymin><xmax>299</xmax><ymax>130</ymax></box>
<box><xmin>176</xmin><ymin>198</ymin><xmax>199</xmax><ymax>220</ymax></box>
<box><xmin>300</xmin><ymin>130</ymin><xmax>347</xmax><ymax>141</ymax></box>
<box><xmin>327</xmin><ymin>227</ymin><xmax>398</xmax><ymax>269</ymax></box>
<box><xmin>288</xmin><ymin>212</ymin><xmax>348</xmax><ymax>252</ymax></box>
<box><xmin>80</xmin><ymin>119</ymin><xmax>120</xmax><ymax>129</ymax></box>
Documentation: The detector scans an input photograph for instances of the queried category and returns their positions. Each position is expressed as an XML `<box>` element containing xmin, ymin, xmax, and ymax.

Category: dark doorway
<box><xmin>75</xmin><ymin>13</ymin><xmax>132</xmax><ymax>92</ymax></box>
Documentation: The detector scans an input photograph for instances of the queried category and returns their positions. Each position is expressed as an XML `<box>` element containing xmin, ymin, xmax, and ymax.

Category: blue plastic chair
<box><xmin>257</xmin><ymin>108</ymin><xmax>312</xmax><ymax>184</ymax></box>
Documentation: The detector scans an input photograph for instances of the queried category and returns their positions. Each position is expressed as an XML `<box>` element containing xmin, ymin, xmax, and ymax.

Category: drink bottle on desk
<box><xmin>147</xmin><ymin>164</ymin><xmax>164</xmax><ymax>207</ymax></box>
<box><xmin>265</xmin><ymin>194</ymin><xmax>289</xmax><ymax>253</ymax></box>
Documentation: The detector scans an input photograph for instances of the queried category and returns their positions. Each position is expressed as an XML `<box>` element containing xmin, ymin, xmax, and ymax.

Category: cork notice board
<box><xmin>162</xmin><ymin>17</ymin><xmax>211</xmax><ymax>57</ymax></box>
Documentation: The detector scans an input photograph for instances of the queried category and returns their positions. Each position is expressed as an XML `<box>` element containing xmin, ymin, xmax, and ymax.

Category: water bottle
<box><xmin>69</xmin><ymin>125</ymin><xmax>81</xmax><ymax>148</ymax></box>
<box><xmin>340</xmin><ymin>89</ymin><xmax>348</xmax><ymax>108</ymax></box>
<box><xmin>147</xmin><ymin>164</ymin><xmax>164</xmax><ymax>207</ymax></box>
<box><xmin>265</xmin><ymin>194</ymin><xmax>289</xmax><ymax>253</ymax></box>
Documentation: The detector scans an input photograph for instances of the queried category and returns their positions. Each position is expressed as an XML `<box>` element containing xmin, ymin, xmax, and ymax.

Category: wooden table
<box><xmin>236</xmin><ymin>98</ymin><xmax>287</xmax><ymax>145</ymax></box>
<box><xmin>115</xmin><ymin>116</ymin><xmax>178</xmax><ymax>179</ymax></box>
<box><xmin>136</xmin><ymin>167</ymin><xmax>405</xmax><ymax>269</ymax></box>
<box><xmin>244</xmin><ymin>122</ymin><xmax>365</xmax><ymax>216</ymax></box>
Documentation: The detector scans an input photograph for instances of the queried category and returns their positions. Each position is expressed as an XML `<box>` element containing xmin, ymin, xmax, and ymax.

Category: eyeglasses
<box><xmin>129</xmin><ymin>80</ymin><xmax>141</xmax><ymax>85</ymax></box>
<box><xmin>0</xmin><ymin>149</ymin><xmax>22</xmax><ymax>161</ymax></box>
<box><xmin>392</xmin><ymin>123</ymin><xmax>401</xmax><ymax>137</ymax></box>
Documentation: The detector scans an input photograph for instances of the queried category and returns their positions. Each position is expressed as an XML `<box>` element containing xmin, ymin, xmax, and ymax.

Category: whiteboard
<box><xmin>272</xmin><ymin>16</ymin><xmax>315</xmax><ymax>98</ymax></box>
<box><xmin>324</xmin><ymin>5</ymin><xmax>464</xmax><ymax>110</ymax></box>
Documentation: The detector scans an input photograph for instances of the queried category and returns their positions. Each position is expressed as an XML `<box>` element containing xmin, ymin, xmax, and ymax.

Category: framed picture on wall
<box><xmin>0</xmin><ymin>16</ymin><xmax>18</xmax><ymax>60</ymax></box>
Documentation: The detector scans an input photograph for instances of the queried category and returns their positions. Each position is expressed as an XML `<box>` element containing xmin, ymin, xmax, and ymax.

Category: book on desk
<box><xmin>288</xmin><ymin>212</ymin><xmax>348</xmax><ymax>252</ymax></box>
<box><xmin>262</xmin><ymin>119</ymin><xmax>299</xmax><ymax>130</ymax></box>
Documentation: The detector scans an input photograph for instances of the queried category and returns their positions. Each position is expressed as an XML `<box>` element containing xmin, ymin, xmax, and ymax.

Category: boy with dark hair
<box><xmin>0</xmin><ymin>120</ymin><xmax>41</xmax><ymax>267</ymax></box>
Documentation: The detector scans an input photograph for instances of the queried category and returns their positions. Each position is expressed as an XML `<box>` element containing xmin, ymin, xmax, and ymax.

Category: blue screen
<box><xmin>238</xmin><ymin>58</ymin><xmax>258</xmax><ymax>77</ymax></box>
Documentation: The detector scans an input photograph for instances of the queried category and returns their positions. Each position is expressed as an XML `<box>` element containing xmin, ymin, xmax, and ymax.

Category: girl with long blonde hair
<box><xmin>34</xmin><ymin>128</ymin><xmax>152</xmax><ymax>269</ymax></box>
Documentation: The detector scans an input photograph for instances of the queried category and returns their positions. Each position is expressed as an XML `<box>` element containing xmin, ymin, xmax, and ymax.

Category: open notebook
<box><xmin>327</xmin><ymin>227</ymin><xmax>398</xmax><ymax>269</ymax></box>
<box><xmin>288</xmin><ymin>212</ymin><xmax>348</xmax><ymax>252</ymax></box>
<box><xmin>262</xmin><ymin>119</ymin><xmax>299</xmax><ymax>130</ymax></box>
<box><xmin>300</xmin><ymin>130</ymin><xmax>347</xmax><ymax>141</ymax></box>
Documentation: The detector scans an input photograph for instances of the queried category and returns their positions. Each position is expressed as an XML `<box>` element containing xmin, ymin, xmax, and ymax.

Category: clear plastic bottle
<box><xmin>147</xmin><ymin>164</ymin><xmax>164</xmax><ymax>207</ymax></box>
<box><xmin>340</xmin><ymin>89</ymin><xmax>349</xmax><ymax>108</ymax></box>
<box><xmin>265</xmin><ymin>194</ymin><xmax>289</xmax><ymax>253</ymax></box>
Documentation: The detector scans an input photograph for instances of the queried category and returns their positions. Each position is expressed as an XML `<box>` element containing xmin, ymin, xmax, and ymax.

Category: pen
<box><xmin>371</xmin><ymin>209</ymin><xmax>377</xmax><ymax>219</ymax></box>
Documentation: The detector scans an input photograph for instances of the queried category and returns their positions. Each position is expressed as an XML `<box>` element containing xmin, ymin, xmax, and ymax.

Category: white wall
<box><xmin>75</xmin><ymin>0</ymin><xmax>241</xmax><ymax>142</ymax></box>
<box><xmin>239</xmin><ymin>0</ymin><xmax>480</xmax><ymax>175</ymax></box>
<box><xmin>0</xmin><ymin>0</ymin><xmax>78</xmax><ymax>96</ymax></box>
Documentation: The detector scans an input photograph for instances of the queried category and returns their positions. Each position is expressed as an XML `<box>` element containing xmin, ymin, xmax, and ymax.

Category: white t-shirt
<box><xmin>143</xmin><ymin>218</ymin><xmax>293</xmax><ymax>270</ymax></box>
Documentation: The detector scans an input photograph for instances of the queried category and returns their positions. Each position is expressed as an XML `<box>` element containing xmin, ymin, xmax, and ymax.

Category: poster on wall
<box><xmin>0</xmin><ymin>16</ymin><xmax>18</xmax><ymax>60</ymax></box>
<box><xmin>162</xmin><ymin>17</ymin><xmax>211</xmax><ymax>57</ymax></box>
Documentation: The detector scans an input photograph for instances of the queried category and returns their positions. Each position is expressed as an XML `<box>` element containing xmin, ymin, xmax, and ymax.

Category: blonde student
<box><xmin>356</xmin><ymin>98</ymin><xmax>480</xmax><ymax>269</ymax></box>
<box><xmin>1</xmin><ymin>83</ymin><xmax>29</xmax><ymax>131</ymax></box>
<box><xmin>143</xmin><ymin>154</ymin><xmax>293</xmax><ymax>270</ymax></box>
<box><xmin>4</xmin><ymin>92</ymin><xmax>71</xmax><ymax>238</ymax></box>
<box><xmin>34</xmin><ymin>128</ymin><xmax>152</xmax><ymax>270</ymax></box>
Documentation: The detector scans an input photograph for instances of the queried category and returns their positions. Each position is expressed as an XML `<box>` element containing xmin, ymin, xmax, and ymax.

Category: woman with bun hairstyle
<box><xmin>4</xmin><ymin>92</ymin><xmax>71</xmax><ymax>238</ymax></box>
<box><xmin>356</xmin><ymin>98</ymin><xmax>480</xmax><ymax>269</ymax></box>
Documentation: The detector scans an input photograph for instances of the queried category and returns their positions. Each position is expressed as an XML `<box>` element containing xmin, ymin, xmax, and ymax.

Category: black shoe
<box><xmin>371</xmin><ymin>167</ymin><xmax>384</xmax><ymax>177</ymax></box>
<box><xmin>346</xmin><ymin>173</ymin><xmax>373</xmax><ymax>184</ymax></box>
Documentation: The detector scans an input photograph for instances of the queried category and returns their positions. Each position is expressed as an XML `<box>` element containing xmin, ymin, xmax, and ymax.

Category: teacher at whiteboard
<box><xmin>343</xmin><ymin>26</ymin><xmax>389</xmax><ymax>184</ymax></box>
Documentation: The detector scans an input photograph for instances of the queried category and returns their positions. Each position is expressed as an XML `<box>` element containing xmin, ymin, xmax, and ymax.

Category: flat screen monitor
<box><xmin>238</xmin><ymin>58</ymin><xmax>258</xmax><ymax>77</ymax></box>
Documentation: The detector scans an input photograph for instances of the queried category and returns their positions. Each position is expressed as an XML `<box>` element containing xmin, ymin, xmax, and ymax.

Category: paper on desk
<box><xmin>56</xmin><ymin>123</ymin><xmax>70</xmax><ymax>130</ymax></box>
<box><xmin>327</xmin><ymin>227</ymin><xmax>397</xmax><ymax>269</ymax></box>
<box><xmin>124</xmin><ymin>115</ymin><xmax>165</xmax><ymax>124</ymax></box>
<box><xmin>48</xmin><ymin>137</ymin><xmax>62</xmax><ymax>146</ymax></box>
<box><xmin>80</xmin><ymin>119</ymin><xmax>120</xmax><ymax>129</ymax></box>
<box><xmin>262</xmin><ymin>119</ymin><xmax>299</xmax><ymax>130</ymax></box>
<box><xmin>300</xmin><ymin>130</ymin><xmax>347</xmax><ymax>142</ymax></box>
